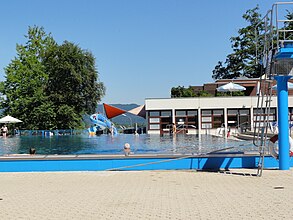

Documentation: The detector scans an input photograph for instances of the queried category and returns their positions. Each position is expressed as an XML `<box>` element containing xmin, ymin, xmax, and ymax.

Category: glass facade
<box><xmin>253</xmin><ymin>108</ymin><xmax>276</xmax><ymax>127</ymax></box>
<box><xmin>201</xmin><ymin>109</ymin><xmax>224</xmax><ymax>129</ymax></box>
<box><xmin>227</xmin><ymin>109</ymin><xmax>251</xmax><ymax>130</ymax></box>
<box><xmin>175</xmin><ymin>109</ymin><xmax>198</xmax><ymax>129</ymax></box>
<box><xmin>146</xmin><ymin>106</ymin><xmax>287</xmax><ymax>133</ymax></box>
<box><xmin>148</xmin><ymin>110</ymin><xmax>172</xmax><ymax>131</ymax></box>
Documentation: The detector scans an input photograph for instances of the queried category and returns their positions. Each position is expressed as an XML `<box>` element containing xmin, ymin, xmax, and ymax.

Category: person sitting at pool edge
<box><xmin>29</xmin><ymin>147</ymin><xmax>36</xmax><ymax>155</ymax></box>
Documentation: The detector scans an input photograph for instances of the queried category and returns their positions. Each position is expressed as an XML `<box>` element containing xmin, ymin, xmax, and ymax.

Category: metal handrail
<box><xmin>166</xmin><ymin>123</ymin><xmax>197</xmax><ymax>134</ymax></box>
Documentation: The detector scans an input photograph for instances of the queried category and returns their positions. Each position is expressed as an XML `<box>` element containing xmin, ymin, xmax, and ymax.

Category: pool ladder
<box><xmin>253</xmin><ymin>77</ymin><xmax>273</xmax><ymax>177</ymax></box>
<box><xmin>254</xmin><ymin>2</ymin><xmax>293</xmax><ymax>176</ymax></box>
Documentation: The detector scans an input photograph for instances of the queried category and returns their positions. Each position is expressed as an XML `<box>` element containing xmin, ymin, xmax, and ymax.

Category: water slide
<box><xmin>88</xmin><ymin>113</ymin><xmax>117</xmax><ymax>135</ymax></box>
<box><xmin>87</xmin><ymin>103</ymin><xmax>146</xmax><ymax>135</ymax></box>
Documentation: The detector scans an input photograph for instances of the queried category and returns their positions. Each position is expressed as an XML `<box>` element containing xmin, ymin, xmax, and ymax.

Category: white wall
<box><xmin>145</xmin><ymin>96</ymin><xmax>293</xmax><ymax>134</ymax></box>
<box><xmin>145</xmin><ymin>96</ymin><xmax>284</xmax><ymax>110</ymax></box>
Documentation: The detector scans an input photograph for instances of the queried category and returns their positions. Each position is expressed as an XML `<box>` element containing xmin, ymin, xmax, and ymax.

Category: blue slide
<box><xmin>88</xmin><ymin>113</ymin><xmax>117</xmax><ymax>135</ymax></box>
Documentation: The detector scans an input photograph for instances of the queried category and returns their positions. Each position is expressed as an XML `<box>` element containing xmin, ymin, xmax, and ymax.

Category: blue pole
<box><xmin>275</xmin><ymin>75</ymin><xmax>292</xmax><ymax>170</ymax></box>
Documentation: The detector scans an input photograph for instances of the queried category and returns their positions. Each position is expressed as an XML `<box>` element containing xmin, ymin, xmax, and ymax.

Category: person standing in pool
<box><xmin>1</xmin><ymin>124</ymin><xmax>8</xmax><ymax>138</ymax></box>
<box><xmin>172</xmin><ymin>123</ymin><xmax>177</xmax><ymax>134</ymax></box>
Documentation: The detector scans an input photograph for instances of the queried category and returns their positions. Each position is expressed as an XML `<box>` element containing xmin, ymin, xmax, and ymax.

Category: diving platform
<box><xmin>274</xmin><ymin>42</ymin><xmax>293</xmax><ymax>60</ymax></box>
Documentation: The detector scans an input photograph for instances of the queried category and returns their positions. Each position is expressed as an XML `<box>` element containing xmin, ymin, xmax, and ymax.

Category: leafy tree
<box><xmin>198</xmin><ymin>91</ymin><xmax>213</xmax><ymax>97</ymax></box>
<box><xmin>283</xmin><ymin>10</ymin><xmax>293</xmax><ymax>40</ymax></box>
<box><xmin>44</xmin><ymin>41</ymin><xmax>105</xmax><ymax>129</ymax></box>
<box><xmin>1</xmin><ymin>26</ymin><xmax>105</xmax><ymax>129</ymax></box>
<box><xmin>171</xmin><ymin>86</ymin><xmax>196</xmax><ymax>97</ymax></box>
<box><xmin>212</xmin><ymin>6</ymin><xmax>264</xmax><ymax>80</ymax></box>
<box><xmin>2</xmin><ymin>26</ymin><xmax>56</xmax><ymax>129</ymax></box>
<box><xmin>171</xmin><ymin>86</ymin><xmax>214</xmax><ymax>97</ymax></box>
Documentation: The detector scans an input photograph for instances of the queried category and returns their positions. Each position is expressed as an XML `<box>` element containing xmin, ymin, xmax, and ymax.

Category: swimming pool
<box><xmin>0</xmin><ymin>134</ymin><xmax>256</xmax><ymax>156</ymax></box>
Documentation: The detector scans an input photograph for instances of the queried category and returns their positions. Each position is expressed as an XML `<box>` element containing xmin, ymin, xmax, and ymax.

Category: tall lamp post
<box><xmin>122</xmin><ymin>114</ymin><xmax>132</xmax><ymax>127</ymax></box>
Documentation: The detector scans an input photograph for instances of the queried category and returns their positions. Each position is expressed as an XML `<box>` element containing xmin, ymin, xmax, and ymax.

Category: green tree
<box><xmin>2</xmin><ymin>26</ymin><xmax>56</xmax><ymax>129</ymax></box>
<box><xmin>171</xmin><ymin>86</ymin><xmax>196</xmax><ymax>97</ymax></box>
<box><xmin>283</xmin><ymin>10</ymin><xmax>293</xmax><ymax>40</ymax></box>
<box><xmin>171</xmin><ymin>86</ymin><xmax>214</xmax><ymax>97</ymax></box>
<box><xmin>1</xmin><ymin>26</ymin><xmax>105</xmax><ymax>129</ymax></box>
<box><xmin>44</xmin><ymin>41</ymin><xmax>105</xmax><ymax>129</ymax></box>
<box><xmin>212</xmin><ymin>6</ymin><xmax>264</xmax><ymax>80</ymax></box>
<box><xmin>198</xmin><ymin>91</ymin><xmax>213</xmax><ymax>97</ymax></box>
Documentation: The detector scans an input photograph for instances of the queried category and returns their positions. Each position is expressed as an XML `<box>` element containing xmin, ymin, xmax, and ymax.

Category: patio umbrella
<box><xmin>0</xmin><ymin>115</ymin><xmax>22</xmax><ymax>123</ymax></box>
<box><xmin>272</xmin><ymin>82</ymin><xmax>293</xmax><ymax>90</ymax></box>
<box><xmin>217</xmin><ymin>82</ymin><xmax>246</xmax><ymax>96</ymax></box>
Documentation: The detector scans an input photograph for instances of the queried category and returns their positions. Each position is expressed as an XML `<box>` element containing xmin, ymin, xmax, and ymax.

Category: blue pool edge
<box><xmin>0</xmin><ymin>153</ymin><xmax>286</xmax><ymax>172</ymax></box>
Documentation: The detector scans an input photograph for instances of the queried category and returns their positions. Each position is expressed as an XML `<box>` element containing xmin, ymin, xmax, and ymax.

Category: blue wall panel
<box><xmin>0</xmin><ymin>155</ymin><xmax>291</xmax><ymax>172</ymax></box>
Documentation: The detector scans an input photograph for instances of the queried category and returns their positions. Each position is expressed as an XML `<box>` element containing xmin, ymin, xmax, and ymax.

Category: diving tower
<box><xmin>255</xmin><ymin>2</ymin><xmax>293</xmax><ymax>175</ymax></box>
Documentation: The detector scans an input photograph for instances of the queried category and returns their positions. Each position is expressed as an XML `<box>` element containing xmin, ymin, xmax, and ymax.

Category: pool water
<box><xmin>0</xmin><ymin>134</ymin><xmax>256</xmax><ymax>156</ymax></box>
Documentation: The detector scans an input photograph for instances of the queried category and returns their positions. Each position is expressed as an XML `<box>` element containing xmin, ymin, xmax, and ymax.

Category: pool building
<box><xmin>145</xmin><ymin>78</ymin><xmax>293</xmax><ymax>136</ymax></box>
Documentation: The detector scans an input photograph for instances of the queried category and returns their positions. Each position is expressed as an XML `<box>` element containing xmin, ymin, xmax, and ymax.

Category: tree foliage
<box><xmin>44</xmin><ymin>41</ymin><xmax>105</xmax><ymax>129</ymax></box>
<box><xmin>198</xmin><ymin>91</ymin><xmax>213</xmax><ymax>97</ymax></box>
<box><xmin>171</xmin><ymin>86</ymin><xmax>213</xmax><ymax>98</ymax></box>
<box><xmin>171</xmin><ymin>86</ymin><xmax>196</xmax><ymax>98</ymax></box>
<box><xmin>1</xmin><ymin>26</ymin><xmax>105</xmax><ymax>129</ymax></box>
<box><xmin>283</xmin><ymin>10</ymin><xmax>293</xmax><ymax>40</ymax></box>
<box><xmin>212</xmin><ymin>6</ymin><xmax>264</xmax><ymax>80</ymax></box>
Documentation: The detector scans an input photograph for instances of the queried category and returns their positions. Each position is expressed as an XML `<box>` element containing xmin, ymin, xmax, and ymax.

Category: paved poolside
<box><xmin>0</xmin><ymin>169</ymin><xmax>292</xmax><ymax>219</ymax></box>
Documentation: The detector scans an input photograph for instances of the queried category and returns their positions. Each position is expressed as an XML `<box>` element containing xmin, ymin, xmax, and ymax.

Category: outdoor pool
<box><xmin>0</xmin><ymin>134</ymin><xmax>256</xmax><ymax>156</ymax></box>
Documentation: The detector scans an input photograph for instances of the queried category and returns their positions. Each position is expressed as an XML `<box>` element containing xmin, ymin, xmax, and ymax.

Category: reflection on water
<box><xmin>0</xmin><ymin>134</ymin><xmax>257</xmax><ymax>155</ymax></box>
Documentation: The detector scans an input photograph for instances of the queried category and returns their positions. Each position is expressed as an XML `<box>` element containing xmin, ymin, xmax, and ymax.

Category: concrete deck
<box><xmin>0</xmin><ymin>169</ymin><xmax>292</xmax><ymax>219</ymax></box>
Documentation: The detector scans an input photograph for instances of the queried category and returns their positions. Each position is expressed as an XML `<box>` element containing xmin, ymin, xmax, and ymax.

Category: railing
<box><xmin>236</xmin><ymin>121</ymin><xmax>251</xmax><ymax>133</ymax></box>
<box><xmin>255</xmin><ymin>2</ymin><xmax>293</xmax><ymax>66</ymax></box>
<box><xmin>253</xmin><ymin>2</ymin><xmax>293</xmax><ymax>176</ymax></box>
<box><xmin>165</xmin><ymin>123</ymin><xmax>196</xmax><ymax>134</ymax></box>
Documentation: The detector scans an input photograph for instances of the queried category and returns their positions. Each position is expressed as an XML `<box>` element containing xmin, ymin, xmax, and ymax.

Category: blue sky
<box><xmin>0</xmin><ymin>0</ymin><xmax>291</xmax><ymax>104</ymax></box>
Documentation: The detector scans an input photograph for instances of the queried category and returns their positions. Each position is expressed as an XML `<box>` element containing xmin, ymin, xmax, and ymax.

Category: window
<box><xmin>187</xmin><ymin>110</ymin><xmax>197</xmax><ymax>116</ymax></box>
<box><xmin>161</xmin><ymin>111</ymin><xmax>172</xmax><ymax>117</ymax></box>
<box><xmin>228</xmin><ymin>109</ymin><xmax>238</xmax><ymax>115</ymax></box>
<box><xmin>201</xmin><ymin>109</ymin><xmax>224</xmax><ymax>129</ymax></box>
<box><xmin>202</xmin><ymin>117</ymin><xmax>212</xmax><ymax>122</ymax></box>
<box><xmin>175</xmin><ymin>109</ymin><xmax>198</xmax><ymax>129</ymax></box>
<box><xmin>176</xmin><ymin>111</ymin><xmax>186</xmax><ymax>116</ymax></box>
<box><xmin>239</xmin><ymin>109</ymin><xmax>249</xmax><ymax>115</ymax></box>
<box><xmin>202</xmin><ymin>110</ymin><xmax>212</xmax><ymax>116</ymax></box>
<box><xmin>213</xmin><ymin>110</ymin><xmax>224</xmax><ymax>128</ymax></box>
<box><xmin>149</xmin><ymin>118</ymin><xmax>160</xmax><ymax>123</ymax></box>
<box><xmin>150</xmin><ymin>124</ymin><xmax>160</xmax><ymax>130</ymax></box>
<box><xmin>149</xmin><ymin>111</ymin><xmax>160</xmax><ymax>117</ymax></box>
<box><xmin>253</xmin><ymin>108</ymin><xmax>276</xmax><ymax>124</ymax></box>
<box><xmin>148</xmin><ymin>110</ymin><xmax>172</xmax><ymax>131</ymax></box>
<box><xmin>161</xmin><ymin>117</ymin><xmax>172</xmax><ymax>123</ymax></box>
<box><xmin>227</xmin><ymin>108</ymin><xmax>250</xmax><ymax>129</ymax></box>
